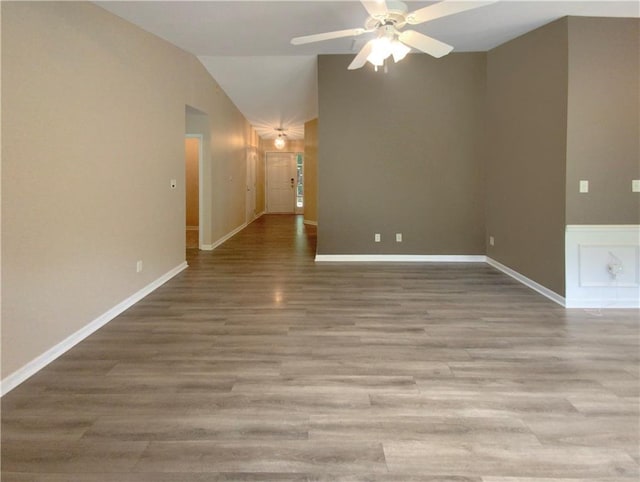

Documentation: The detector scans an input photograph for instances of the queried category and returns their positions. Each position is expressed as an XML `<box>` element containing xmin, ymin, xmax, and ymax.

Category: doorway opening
<box><xmin>185</xmin><ymin>135</ymin><xmax>202</xmax><ymax>249</ymax></box>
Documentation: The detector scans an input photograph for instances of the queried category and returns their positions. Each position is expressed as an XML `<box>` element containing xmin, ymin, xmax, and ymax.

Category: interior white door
<box><xmin>246</xmin><ymin>148</ymin><xmax>256</xmax><ymax>222</ymax></box>
<box><xmin>267</xmin><ymin>152</ymin><xmax>296</xmax><ymax>213</ymax></box>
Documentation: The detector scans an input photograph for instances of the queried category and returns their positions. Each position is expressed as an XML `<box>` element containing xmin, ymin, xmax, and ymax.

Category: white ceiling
<box><xmin>96</xmin><ymin>1</ymin><xmax>639</xmax><ymax>139</ymax></box>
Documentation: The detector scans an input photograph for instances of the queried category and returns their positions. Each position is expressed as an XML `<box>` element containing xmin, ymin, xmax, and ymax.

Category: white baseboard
<box><xmin>315</xmin><ymin>254</ymin><xmax>486</xmax><ymax>263</ymax></box>
<box><xmin>565</xmin><ymin>224</ymin><xmax>639</xmax><ymax>232</ymax></box>
<box><xmin>0</xmin><ymin>261</ymin><xmax>188</xmax><ymax>397</ymax></box>
<box><xmin>200</xmin><ymin>213</ymin><xmax>265</xmax><ymax>251</ymax></box>
<box><xmin>304</xmin><ymin>220</ymin><xmax>318</xmax><ymax>226</ymax></box>
<box><xmin>486</xmin><ymin>257</ymin><xmax>566</xmax><ymax>307</ymax></box>
<box><xmin>565</xmin><ymin>297</ymin><xmax>640</xmax><ymax>309</ymax></box>
<box><xmin>315</xmin><ymin>254</ymin><xmax>566</xmax><ymax>306</ymax></box>
<box><xmin>201</xmin><ymin>223</ymin><xmax>248</xmax><ymax>251</ymax></box>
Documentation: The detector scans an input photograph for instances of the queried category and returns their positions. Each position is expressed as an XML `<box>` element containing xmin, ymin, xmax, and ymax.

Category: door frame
<box><xmin>185</xmin><ymin>134</ymin><xmax>203</xmax><ymax>249</ymax></box>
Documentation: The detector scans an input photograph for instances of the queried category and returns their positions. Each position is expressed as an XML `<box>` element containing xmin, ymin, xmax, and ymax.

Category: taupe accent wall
<box><xmin>485</xmin><ymin>19</ymin><xmax>569</xmax><ymax>296</ymax></box>
<box><xmin>566</xmin><ymin>17</ymin><xmax>640</xmax><ymax>224</ymax></box>
<box><xmin>317</xmin><ymin>54</ymin><xmax>486</xmax><ymax>255</ymax></box>
<box><xmin>304</xmin><ymin>119</ymin><xmax>318</xmax><ymax>224</ymax></box>
<box><xmin>1</xmin><ymin>2</ymin><xmax>254</xmax><ymax>379</ymax></box>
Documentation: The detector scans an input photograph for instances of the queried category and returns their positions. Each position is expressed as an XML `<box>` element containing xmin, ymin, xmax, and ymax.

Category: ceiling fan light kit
<box><xmin>291</xmin><ymin>0</ymin><xmax>497</xmax><ymax>71</ymax></box>
<box><xmin>364</xmin><ymin>25</ymin><xmax>412</xmax><ymax>70</ymax></box>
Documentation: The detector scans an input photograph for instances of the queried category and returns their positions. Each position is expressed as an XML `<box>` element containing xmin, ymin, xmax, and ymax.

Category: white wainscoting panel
<box><xmin>566</xmin><ymin>225</ymin><xmax>640</xmax><ymax>308</ymax></box>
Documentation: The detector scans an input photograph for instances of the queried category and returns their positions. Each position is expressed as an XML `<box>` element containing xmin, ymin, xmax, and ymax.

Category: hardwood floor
<box><xmin>2</xmin><ymin>214</ymin><xmax>639</xmax><ymax>481</ymax></box>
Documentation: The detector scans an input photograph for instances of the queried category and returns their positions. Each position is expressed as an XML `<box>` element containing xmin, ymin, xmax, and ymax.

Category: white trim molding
<box><xmin>565</xmin><ymin>224</ymin><xmax>640</xmax><ymax>309</ymax></box>
<box><xmin>486</xmin><ymin>257</ymin><xmax>566</xmax><ymax>307</ymax></box>
<box><xmin>315</xmin><ymin>254</ymin><xmax>486</xmax><ymax>263</ymax></box>
<box><xmin>566</xmin><ymin>224</ymin><xmax>639</xmax><ymax>232</ymax></box>
<box><xmin>201</xmin><ymin>222</ymin><xmax>248</xmax><ymax>251</ymax></box>
<box><xmin>201</xmin><ymin>213</ymin><xmax>265</xmax><ymax>251</ymax></box>
<box><xmin>0</xmin><ymin>262</ymin><xmax>188</xmax><ymax>396</ymax></box>
<box><xmin>316</xmin><ymin>254</ymin><xmax>565</xmax><ymax>306</ymax></box>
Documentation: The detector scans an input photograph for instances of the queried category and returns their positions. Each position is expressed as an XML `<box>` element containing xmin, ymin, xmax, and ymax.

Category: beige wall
<box><xmin>485</xmin><ymin>18</ymin><xmax>568</xmax><ymax>296</ymax></box>
<box><xmin>1</xmin><ymin>2</ymin><xmax>253</xmax><ymax>379</ymax></box>
<box><xmin>304</xmin><ymin>119</ymin><xmax>318</xmax><ymax>224</ymax></box>
<box><xmin>185</xmin><ymin>137</ymin><xmax>199</xmax><ymax>227</ymax></box>
<box><xmin>317</xmin><ymin>53</ymin><xmax>486</xmax><ymax>255</ymax></box>
<box><xmin>566</xmin><ymin>17</ymin><xmax>640</xmax><ymax>224</ymax></box>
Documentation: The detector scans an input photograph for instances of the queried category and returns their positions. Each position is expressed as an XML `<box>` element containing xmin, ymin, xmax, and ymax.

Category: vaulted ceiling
<box><xmin>96</xmin><ymin>1</ymin><xmax>639</xmax><ymax>140</ymax></box>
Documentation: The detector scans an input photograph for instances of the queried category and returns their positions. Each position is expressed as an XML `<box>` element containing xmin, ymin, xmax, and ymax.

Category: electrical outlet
<box><xmin>374</xmin><ymin>233</ymin><xmax>381</xmax><ymax>243</ymax></box>
<box><xmin>489</xmin><ymin>236</ymin><xmax>495</xmax><ymax>247</ymax></box>
<box><xmin>396</xmin><ymin>233</ymin><xmax>402</xmax><ymax>242</ymax></box>
<box><xmin>632</xmin><ymin>180</ymin><xmax>640</xmax><ymax>192</ymax></box>
<box><xmin>136</xmin><ymin>260</ymin><xmax>143</xmax><ymax>273</ymax></box>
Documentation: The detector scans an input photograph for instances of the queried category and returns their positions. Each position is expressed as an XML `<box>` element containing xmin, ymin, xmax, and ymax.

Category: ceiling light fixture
<box><xmin>366</xmin><ymin>25</ymin><xmax>411</xmax><ymax>71</ymax></box>
<box><xmin>274</xmin><ymin>128</ymin><xmax>287</xmax><ymax>150</ymax></box>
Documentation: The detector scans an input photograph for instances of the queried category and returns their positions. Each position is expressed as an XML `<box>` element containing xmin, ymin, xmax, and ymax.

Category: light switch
<box><xmin>579</xmin><ymin>180</ymin><xmax>589</xmax><ymax>193</ymax></box>
<box><xmin>633</xmin><ymin>180</ymin><xmax>640</xmax><ymax>192</ymax></box>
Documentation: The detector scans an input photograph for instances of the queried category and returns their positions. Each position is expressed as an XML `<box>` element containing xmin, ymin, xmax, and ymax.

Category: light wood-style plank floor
<box><xmin>2</xmin><ymin>214</ymin><xmax>639</xmax><ymax>481</ymax></box>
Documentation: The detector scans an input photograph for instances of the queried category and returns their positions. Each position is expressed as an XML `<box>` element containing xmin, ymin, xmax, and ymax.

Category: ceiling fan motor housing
<box><xmin>364</xmin><ymin>1</ymin><xmax>409</xmax><ymax>30</ymax></box>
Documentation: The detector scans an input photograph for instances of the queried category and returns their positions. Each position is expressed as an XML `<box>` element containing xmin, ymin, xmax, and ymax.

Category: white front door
<box><xmin>266</xmin><ymin>152</ymin><xmax>296</xmax><ymax>213</ymax></box>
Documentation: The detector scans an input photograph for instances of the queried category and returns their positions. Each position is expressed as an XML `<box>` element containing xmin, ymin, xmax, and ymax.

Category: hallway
<box><xmin>2</xmin><ymin>215</ymin><xmax>639</xmax><ymax>480</ymax></box>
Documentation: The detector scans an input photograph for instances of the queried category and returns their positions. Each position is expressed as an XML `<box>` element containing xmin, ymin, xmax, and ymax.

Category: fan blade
<box><xmin>361</xmin><ymin>0</ymin><xmax>388</xmax><ymax>19</ymax></box>
<box><xmin>399</xmin><ymin>30</ymin><xmax>453</xmax><ymax>58</ymax></box>
<box><xmin>291</xmin><ymin>28</ymin><xmax>366</xmax><ymax>45</ymax></box>
<box><xmin>348</xmin><ymin>40</ymin><xmax>375</xmax><ymax>70</ymax></box>
<box><xmin>407</xmin><ymin>0</ymin><xmax>497</xmax><ymax>25</ymax></box>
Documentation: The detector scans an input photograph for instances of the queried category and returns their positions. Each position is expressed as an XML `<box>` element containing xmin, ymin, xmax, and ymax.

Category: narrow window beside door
<box><xmin>296</xmin><ymin>153</ymin><xmax>304</xmax><ymax>209</ymax></box>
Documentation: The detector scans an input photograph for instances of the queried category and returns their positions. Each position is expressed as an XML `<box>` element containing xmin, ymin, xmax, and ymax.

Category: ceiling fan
<box><xmin>291</xmin><ymin>0</ymin><xmax>496</xmax><ymax>70</ymax></box>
